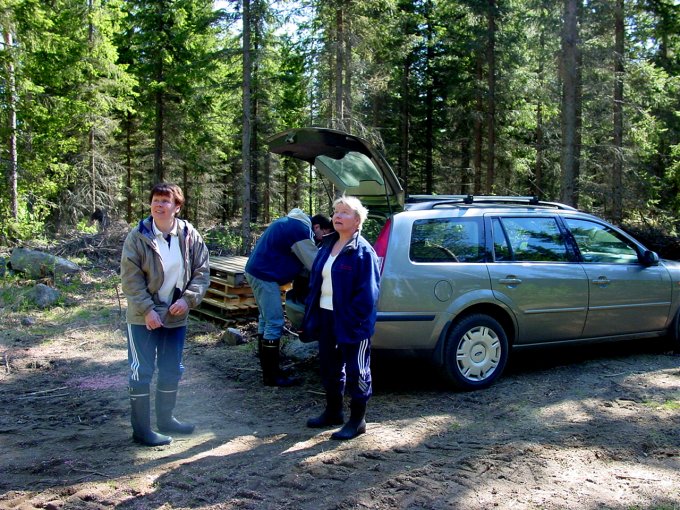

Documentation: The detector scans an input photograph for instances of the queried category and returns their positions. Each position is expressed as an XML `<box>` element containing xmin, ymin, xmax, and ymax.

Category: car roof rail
<box><xmin>404</xmin><ymin>195</ymin><xmax>577</xmax><ymax>211</ymax></box>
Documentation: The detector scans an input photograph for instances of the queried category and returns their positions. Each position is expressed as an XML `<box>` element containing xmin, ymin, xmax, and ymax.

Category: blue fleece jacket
<box><xmin>302</xmin><ymin>230</ymin><xmax>380</xmax><ymax>344</ymax></box>
<box><xmin>245</xmin><ymin>209</ymin><xmax>318</xmax><ymax>285</ymax></box>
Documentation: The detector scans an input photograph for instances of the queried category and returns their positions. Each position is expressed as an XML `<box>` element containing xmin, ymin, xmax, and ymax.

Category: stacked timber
<box><xmin>192</xmin><ymin>255</ymin><xmax>290</xmax><ymax>324</ymax></box>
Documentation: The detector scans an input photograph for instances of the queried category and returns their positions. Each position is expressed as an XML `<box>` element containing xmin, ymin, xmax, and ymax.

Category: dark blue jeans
<box><xmin>127</xmin><ymin>324</ymin><xmax>187</xmax><ymax>390</ymax></box>
<box><xmin>317</xmin><ymin>309</ymin><xmax>372</xmax><ymax>403</ymax></box>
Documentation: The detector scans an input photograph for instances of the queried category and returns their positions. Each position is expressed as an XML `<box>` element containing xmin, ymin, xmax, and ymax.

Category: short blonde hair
<box><xmin>333</xmin><ymin>195</ymin><xmax>368</xmax><ymax>229</ymax></box>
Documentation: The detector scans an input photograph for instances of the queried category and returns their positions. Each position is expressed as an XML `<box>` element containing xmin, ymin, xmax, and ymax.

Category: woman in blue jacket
<box><xmin>302</xmin><ymin>196</ymin><xmax>380</xmax><ymax>440</ymax></box>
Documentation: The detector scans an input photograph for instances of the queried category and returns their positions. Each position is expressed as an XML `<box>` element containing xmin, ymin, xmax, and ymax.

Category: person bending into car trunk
<box><xmin>311</xmin><ymin>213</ymin><xmax>334</xmax><ymax>245</ymax></box>
<box><xmin>121</xmin><ymin>183</ymin><xmax>210</xmax><ymax>447</ymax></box>
<box><xmin>245</xmin><ymin>208</ymin><xmax>318</xmax><ymax>387</ymax></box>
<box><xmin>302</xmin><ymin>195</ymin><xmax>381</xmax><ymax>440</ymax></box>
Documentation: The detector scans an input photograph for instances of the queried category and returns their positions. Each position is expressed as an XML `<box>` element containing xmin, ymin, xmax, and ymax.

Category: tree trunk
<box><xmin>535</xmin><ymin>103</ymin><xmax>544</xmax><ymax>198</ymax></box>
<box><xmin>335</xmin><ymin>6</ymin><xmax>344</xmax><ymax>122</ymax></box>
<box><xmin>241</xmin><ymin>0</ymin><xmax>252</xmax><ymax>253</ymax></box>
<box><xmin>89</xmin><ymin>128</ymin><xmax>96</xmax><ymax>212</ymax></box>
<box><xmin>182</xmin><ymin>166</ymin><xmax>189</xmax><ymax>221</ymax></box>
<box><xmin>263</xmin><ymin>152</ymin><xmax>271</xmax><ymax>224</ymax></box>
<box><xmin>88</xmin><ymin>0</ymin><xmax>96</xmax><ymax>213</ymax></box>
<box><xmin>251</xmin><ymin>30</ymin><xmax>260</xmax><ymax>223</ymax></box>
<box><xmin>125</xmin><ymin>112</ymin><xmax>133</xmax><ymax>223</ymax></box>
<box><xmin>343</xmin><ymin>1</ymin><xmax>352</xmax><ymax>130</ymax></box>
<box><xmin>461</xmin><ymin>137</ymin><xmax>471</xmax><ymax>195</ymax></box>
<box><xmin>399</xmin><ymin>57</ymin><xmax>411</xmax><ymax>195</ymax></box>
<box><xmin>424</xmin><ymin>11</ymin><xmax>434</xmax><ymax>194</ymax></box>
<box><xmin>473</xmin><ymin>54</ymin><xmax>483</xmax><ymax>195</ymax></box>
<box><xmin>154</xmin><ymin>94</ymin><xmax>165</xmax><ymax>184</ymax></box>
<box><xmin>534</xmin><ymin>20</ymin><xmax>546</xmax><ymax>198</ymax></box>
<box><xmin>153</xmin><ymin>2</ymin><xmax>166</xmax><ymax>184</ymax></box>
<box><xmin>612</xmin><ymin>0</ymin><xmax>624</xmax><ymax>222</ymax></box>
<box><xmin>3</xmin><ymin>29</ymin><xmax>18</xmax><ymax>220</ymax></box>
<box><xmin>560</xmin><ymin>0</ymin><xmax>582</xmax><ymax>208</ymax></box>
<box><xmin>485</xmin><ymin>0</ymin><xmax>496</xmax><ymax>195</ymax></box>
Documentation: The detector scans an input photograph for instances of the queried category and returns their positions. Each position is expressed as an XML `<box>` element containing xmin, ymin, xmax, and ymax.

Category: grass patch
<box><xmin>659</xmin><ymin>398</ymin><xmax>680</xmax><ymax>411</ymax></box>
<box><xmin>641</xmin><ymin>393</ymin><xmax>680</xmax><ymax>411</ymax></box>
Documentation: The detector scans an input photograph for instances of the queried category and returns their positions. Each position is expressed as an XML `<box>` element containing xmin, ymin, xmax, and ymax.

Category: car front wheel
<box><xmin>443</xmin><ymin>313</ymin><xmax>509</xmax><ymax>390</ymax></box>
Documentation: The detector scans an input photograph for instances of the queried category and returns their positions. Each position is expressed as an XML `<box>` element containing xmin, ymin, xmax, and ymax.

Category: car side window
<box><xmin>492</xmin><ymin>218</ymin><xmax>511</xmax><ymax>261</ymax></box>
<box><xmin>564</xmin><ymin>218</ymin><xmax>639</xmax><ymax>264</ymax></box>
<box><xmin>410</xmin><ymin>217</ymin><xmax>485</xmax><ymax>263</ymax></box>
<box><xmin>495</xmin><ymin>217</ymin><xmax>569</xmax><ymax>262</ymax></box>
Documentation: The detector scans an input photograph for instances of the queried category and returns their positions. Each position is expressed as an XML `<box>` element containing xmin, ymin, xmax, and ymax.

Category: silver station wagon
<box><xmin>268</xmin><ymin>127</ymin><xmax>680</xmax><ymax>390</ymax></box>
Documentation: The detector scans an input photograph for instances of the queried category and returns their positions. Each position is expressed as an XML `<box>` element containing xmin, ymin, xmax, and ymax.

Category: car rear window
<box><xmin>409</xmin><ymin>217</ymin><xmax>485</xmax><ymax>263</ymax></box>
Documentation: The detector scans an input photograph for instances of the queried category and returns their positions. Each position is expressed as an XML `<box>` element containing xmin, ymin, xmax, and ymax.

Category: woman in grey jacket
<box><xmin>120</xmin><ymin>183</ymin><xmax>210</xmax><ymax>446</ymax></box>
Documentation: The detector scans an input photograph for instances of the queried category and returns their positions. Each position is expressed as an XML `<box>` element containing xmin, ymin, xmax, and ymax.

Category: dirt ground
<box><xmin>1</xmin><ymin>267</ymin><xmax>679</xmax><ymax>510</ymax></box>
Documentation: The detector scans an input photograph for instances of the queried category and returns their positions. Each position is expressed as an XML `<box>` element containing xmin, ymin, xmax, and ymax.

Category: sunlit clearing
<box><xmin>148</xmin><ymin>434</ymin><xmax>265</xmax><ymax>469</ymax></box>
<box><xmin>288</xmin><ymin>415</ymin><xmax>456</xmax><ymax>458</ymax></box>
<box><xmin>537</xmin><ymin>398</ymin><xmax>633</xmax><ymax>426</ymax></box>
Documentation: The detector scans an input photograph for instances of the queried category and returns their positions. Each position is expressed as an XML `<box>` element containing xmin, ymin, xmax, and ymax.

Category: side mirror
<box><xmin>641</xmin><ymin>250</ymin><xmax>659</xmax><ymax>267</ymax></box>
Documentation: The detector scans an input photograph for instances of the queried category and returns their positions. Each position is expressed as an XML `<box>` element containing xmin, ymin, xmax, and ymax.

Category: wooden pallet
<box><xmin>208</xmin><ymin>255</ymin><xmax>249</xmax><ymax>287</ymax></box>
<box><xmin>192</xmin><ymin>255</ymin><xmax>290</xmax><ymax>324</ymax></box>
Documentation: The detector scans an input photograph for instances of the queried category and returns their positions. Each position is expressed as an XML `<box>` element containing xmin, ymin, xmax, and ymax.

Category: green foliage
<box><xmin>204</xmin><ymin>224</ymin><xmax>245</xmax><ymax>255</ymax></box>
<box><xmin>0</xmin><ymin>274</ymin><xmax>25</xmax><ymax>309</ymax></box>
<box><xmin>0</xmin><ymin>197</ymin><xmax>51</xmax><ymax>243</ymax></box>
<box><xmin>76</xmin><ymin>219</ymin><xmax>98</xmax><ymax>235</ymax></box>
<box><xmin>0</xmin><ymin>0</ymin><xmax>678</xmax><ymax>238</ymax></box>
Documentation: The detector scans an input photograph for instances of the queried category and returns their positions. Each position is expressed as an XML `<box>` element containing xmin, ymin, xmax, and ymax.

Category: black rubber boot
<box><xmin>307</xmin><ymin>393</ymin><xmax>345</xmax><ymax>428</ymax></box>
<box><xmin>255</xmin><ymin>333</ymin><xmax>263</xmax><ymax>359</ymax></box>
<box><xmin>156</xmin><ymin>383</ymin><xmax>195</xmax><ymax>435</ymax></box>
<box><xmin>261</xmin><ymin>338</ymin><xmax>301</xmax><ymax>387</ymax></box>
<box><xmin>331</xmin><ymin>400</ymin><xmax>366</xmax><ymax>440</ymax></box>
<box><xmin>130</xmin><ymin>386</ymin><xmax>172</xmax><ymax>446</ymax></box>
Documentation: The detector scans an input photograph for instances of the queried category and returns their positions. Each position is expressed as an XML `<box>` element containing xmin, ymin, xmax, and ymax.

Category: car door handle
<box><xmin>592</xmin><ymin>276</ymin><xmax>611</xmax><ymax>286</ymax></box>
<box><xmin>499</xmin><ymin>276</ymin><xmax>522</xmax><ymax>286</ymax></box>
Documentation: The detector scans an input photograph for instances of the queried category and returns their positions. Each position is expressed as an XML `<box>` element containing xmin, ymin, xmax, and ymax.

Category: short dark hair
<box><xmin>149</xmin><ymin>183</ymin><xmax>185</xmax><ymax>208</ymax></box>
<box><xmin>311</xmin><ymin>214</ymin><xmax>332</xmax><ymax>230</ymax></box>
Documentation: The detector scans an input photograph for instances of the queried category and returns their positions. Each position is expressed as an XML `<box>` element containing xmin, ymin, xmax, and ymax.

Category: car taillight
<box><xmin>373</xmin><ymin>218</ymin><xmax>391</xmax><ymax>274</ymax></box>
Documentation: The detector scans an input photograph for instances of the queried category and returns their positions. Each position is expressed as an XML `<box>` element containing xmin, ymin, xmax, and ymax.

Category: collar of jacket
<box><xmin>326</xmin><ymin>230</ymin><xmax>361</xmax><ymax>252</ymax></box>
<box><xmin>139</xmin><ymin>216</ymin><xmax>188</xmax><ymax>239</ymax></box>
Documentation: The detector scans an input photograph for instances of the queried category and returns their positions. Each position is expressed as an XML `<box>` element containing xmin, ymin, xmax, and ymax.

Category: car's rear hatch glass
<box><xmin>266</xmin><ymin>127</ymin><xmax>404</xmax><ymax>217</ymax></box>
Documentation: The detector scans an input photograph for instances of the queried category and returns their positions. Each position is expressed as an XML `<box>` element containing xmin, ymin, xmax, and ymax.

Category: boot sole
<box><xmin>132</xmin><ymin>434</ymin><xmax>172</xmax><ymax>446</ymax></box>
<box><xmin>330</xmin><ymin>428</ymin><xmax>365</xmax><ymax>440</ymax></box>
<box><xmin>331</xmin><ymin>422</ymin><xmax>366</xmax><ymax>440</ymax></box>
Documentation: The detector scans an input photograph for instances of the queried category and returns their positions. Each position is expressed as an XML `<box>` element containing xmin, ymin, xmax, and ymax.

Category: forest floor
<box><xmin>1</xmin><ymin>261</ymin><xmax>680</xmax><ymax>510</ymax></box>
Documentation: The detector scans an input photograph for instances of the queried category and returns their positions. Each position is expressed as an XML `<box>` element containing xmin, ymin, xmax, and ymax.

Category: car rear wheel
<box><xmin>443</xmin><ymin>313</ymin><xmax>509</xmax><ymax>390</ymax></box>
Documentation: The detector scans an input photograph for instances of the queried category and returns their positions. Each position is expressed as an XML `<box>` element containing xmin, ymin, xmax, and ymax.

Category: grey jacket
<box><xmin>120</xmin><ymin>216</ymin><xmax>210</xmax><ymax>327</ymax></box>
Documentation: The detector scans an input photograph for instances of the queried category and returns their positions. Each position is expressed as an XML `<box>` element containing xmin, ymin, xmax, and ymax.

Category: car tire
<box><xmin>443</xmin><ymin>313</ymin><xmax>509</xmax><ymax>390</ymax></box>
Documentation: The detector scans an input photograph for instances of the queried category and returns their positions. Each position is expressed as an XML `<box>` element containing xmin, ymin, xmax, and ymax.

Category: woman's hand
<box><xmin>169</xmin><ymin>298</ymin><xmax>189</xmax><ymax>316</ymax></box>
<box><xmin>145</xmin><ymin>309</ymin><xmax>163</xmax><ymax>330</ymax></box>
